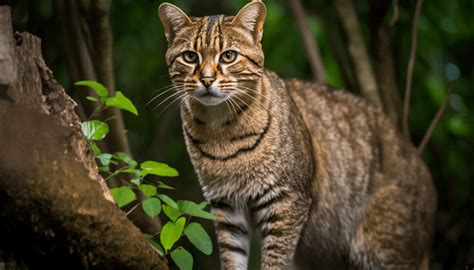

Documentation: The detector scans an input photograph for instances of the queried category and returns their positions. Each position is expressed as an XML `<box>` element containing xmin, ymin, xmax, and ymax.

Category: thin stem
<box><xmin>125</xmin><ymin>202</ymin><xmax>141</xmax><ymax>216</ymax></box>
<box><xmin>104</xmin><ymin>166</ymin><xmax>130</xmax><ymax>181</ymax></box>
<box><xmin>417</xmin><ymin>87</ymin><xmax>452</xmax><ymax>155</ymax></box>
<box><xmin>288</xmin><ymin>0</ymin><xmax>326</xmax><ymax>83</ymax></box>
<box><xmin>88</xmin><ymin>105</ymin><xmax>106</xmax><ymax>121</ymax></box>
<box><xmin>103</xmin><ymin>115</ymin><xmax>117</xmax><ymax>123</ymax></box>
<box><xmin>389</xmin><ymin>0</ymin><xmax>400</xmax><ymax>27</ymax></box>
<box><xmin>402</xmin><ymin>0</ymin><xmax>424</xmax><ymax>136</ymax></box>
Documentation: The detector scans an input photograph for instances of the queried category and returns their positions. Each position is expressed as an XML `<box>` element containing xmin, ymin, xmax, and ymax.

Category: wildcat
<box><xmin>157</xmin><ymin>2</ymin><xmax>436</xmax><ymax>269</ymax></box>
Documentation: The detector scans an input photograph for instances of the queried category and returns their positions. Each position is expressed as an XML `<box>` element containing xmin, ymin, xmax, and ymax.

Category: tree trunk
<box><xmin>0</xmin><ymin>6</ymin><xmax>168</xmax><ymax>269</ymax></box>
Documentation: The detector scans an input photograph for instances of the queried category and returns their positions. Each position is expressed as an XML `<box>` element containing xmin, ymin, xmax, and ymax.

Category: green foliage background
<box><xmin>13</xmin><ymin>0</ymin><xmax>473</xmax><ymax>268</ymax></box>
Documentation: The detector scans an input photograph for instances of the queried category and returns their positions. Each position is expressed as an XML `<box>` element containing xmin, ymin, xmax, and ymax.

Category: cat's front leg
<box><xmin>252</xmin><ymin>188</ymin><xmax>310</xmax><ymax>270</ymax></box>
<box><xmin>210</xmin><ymin>198</ymin><xmax>251</xmax><ymax>270</ymax></box>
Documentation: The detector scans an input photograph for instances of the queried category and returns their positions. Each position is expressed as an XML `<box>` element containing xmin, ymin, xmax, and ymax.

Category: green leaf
<box><xmin>140</xmin><ymin>161</ymin><xmax>179</xmax><ymax>177</ymax></box>
<box><xmin>110</xmin><ymin>186</ymin><xmax>136</xmax><ymax>207</ymax></box>
<box><xmin>86</xmin><ymin>96</ymin><xmax>98</xmax><ymax>102</ymax></box>
<box><xmin>96</xmin><ymin>153</ymin><xmax>112</xmax><ymax>166</ymax></box>
<box><xmin>131</xmin><ymin>178</ymin><xmax>141</xmax><ymax>186</ymax></box>
<box><xmin>81</xmin><ymin>120</ymin><xmax>109</xmax><ymax>141</ymax></box>
<box><xmin>142</xmin><ymin>197</ymin><xmax>162</xmax><ymax>218</ymax></box>
<box><xmin>163</xmin><ymin>205</ymin><xmax>183</xmax><ymax>222</ymax></box>
<box><xmin>160</xmin><ymin>217</ymin><xmax>186</xmax><ymax>251</ymax></box>
<box><xmin>91</xmin><ymin>142</ymin><xmax>102</xmax><ymax>155</ymax></box>
<box><xmin>197</xmin><ymin>201</ymin><xmax>208</xmax><ymax>210</ymax></box>
<box><xmin>99</xmin><ymin>165</ymin><xmax>110</xmax><ymax>173</ymax></box>
<box><xmin>177</xmin><ymin>200</ymin><xmax>216</xmax><ymax>220</ymax></box>
<box><xmin>171</xmin><ymin>247</ymin><xmax>193</xmax><ymax>270</ymax></box>
<box><xmin>158</xmin><ymin>194</ymin><xmax>179</xmax><ymax>209</ymax></box>
<box><xmin>158</xmin><ymin>182</ymin><xmax>175</xmax><ymax>190</ymax></box>
<box><xmin>113</xmin><ymin>152</ymin><xmax>137</xmax><ymax>168</ymax></box>
<box><xmin>122</xmin><ymin>168</ymin><xmax>137</xmax><ymax>174</ymax></box>
<box><xmin>105</xmin><ymin>91</ymin><xmax>138</xmax><ymax>116</ymax></box>
<box><xmin>144</xmin><ymin>236</ymin><xmax>164</xmax><ymax>256</ymax></box>
<box><xmin>184</xmin><ymin>222</ymin><xmax>213</xmax><ymax>255</ymax></box>
<box><xmin>177</xmin><ymin>200</ymin><xmax>200</xmax><ymax>214</ymax></box>
<box><xmin>75</xmin><ymin>80</ymin><xmax>108</xmax><ymax>97</ymax></box>
<box><xmin>139</xmin><ymin>184</ymin><xmax>157</xmax><ymax>197</ymax></box>
<box><xmin>192</xmin><ymin>210</ymin><xmax>216</xmax><ymax>220</ymax></box>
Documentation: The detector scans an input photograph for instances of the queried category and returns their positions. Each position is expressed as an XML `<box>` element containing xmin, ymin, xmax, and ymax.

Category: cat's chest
<box><xmin>199</xmin><ymin>172</ymin><xmax>282</xmax><ymax>204</ymax></box>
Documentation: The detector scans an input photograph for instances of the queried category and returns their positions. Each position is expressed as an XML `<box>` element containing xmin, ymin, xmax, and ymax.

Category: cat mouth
<box><xmin>192</xmin><ymin>88</ymin><xmax>228</xmax><ymax>106</ymax></box>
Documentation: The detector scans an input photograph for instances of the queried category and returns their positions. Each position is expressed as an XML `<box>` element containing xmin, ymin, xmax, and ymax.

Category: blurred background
<box><xmin>11</xmin><ymin>0</ymin><xmax>473</xmax><ymax>269</ymax></box>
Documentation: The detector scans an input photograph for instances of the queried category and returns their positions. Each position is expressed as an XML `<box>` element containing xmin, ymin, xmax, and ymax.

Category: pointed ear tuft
<box><xmin>158</xmin><ymin>3</ymin><xmax>192</xmax><ymax>42</ymax></box>
<box><xmin>231</xmin><ymin>2</ymin><xmax>266</xmax><ymax>42</ymax></box>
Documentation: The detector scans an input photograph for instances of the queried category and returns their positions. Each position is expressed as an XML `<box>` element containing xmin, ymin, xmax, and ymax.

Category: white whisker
<box><xmin>152</xmin><ymin>90</ymin><xmax>187</xmax><ymax>112</ymax></box>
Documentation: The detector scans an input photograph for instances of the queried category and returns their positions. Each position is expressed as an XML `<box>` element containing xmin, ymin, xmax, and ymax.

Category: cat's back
<box><xmin>286</xmin><ymin>78</ymin><xmax>386</xmax><ymax>182</ymax></box>
<box><xmin>285</xmin><ymin>78</ymin><xmax>430</xmax><ymax>185</ymax></box>
<box><xmin>284</xmin><ymin>78</ymin><xmax>436</xmax><ymax>268</ymax></box>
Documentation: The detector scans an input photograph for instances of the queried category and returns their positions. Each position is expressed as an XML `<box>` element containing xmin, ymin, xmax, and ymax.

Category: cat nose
<box><xmin>200</xmin><ymin>77</ymin><xmax>215</xmax><ymax>88</ymax></box>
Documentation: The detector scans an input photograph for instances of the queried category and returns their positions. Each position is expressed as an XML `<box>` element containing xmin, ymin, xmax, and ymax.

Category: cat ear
<box><xmin>158</xmin><ymin>3</ymin><xmax>192</xmax><ymax>42</ymax></box>
<box><xmin>231</xmin><ymin>2</ymin><xmax>266</xmax><ymax>42</ymax></box>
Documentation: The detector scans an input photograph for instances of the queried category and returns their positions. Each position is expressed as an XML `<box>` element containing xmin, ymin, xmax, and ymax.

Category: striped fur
<box><xmin>158</xmin><ymin>2</ymin><xmax>436</xmax><ymax>270</ymax></box>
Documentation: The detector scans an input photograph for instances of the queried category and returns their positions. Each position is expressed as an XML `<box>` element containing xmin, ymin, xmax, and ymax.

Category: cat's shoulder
<box><xmin>284</xmin><ymin>77</ymin><xmax>375</xmax><ymax>111</ymax></box>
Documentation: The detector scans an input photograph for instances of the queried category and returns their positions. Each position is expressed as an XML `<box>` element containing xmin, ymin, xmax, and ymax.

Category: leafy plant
<box><xmin>76</xmin><ymin>80</ymin><xmax>215</xmax><ymax>270</ymax></box>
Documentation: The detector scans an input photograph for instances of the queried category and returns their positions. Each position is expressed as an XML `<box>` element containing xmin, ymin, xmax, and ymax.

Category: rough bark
<box><xmin>288</xmin><ymin>0</ymin><xmax>326</xmax><ymax>83</ymax></box>
<box><xmin>334</xmin><ymin>0</ymin><xmax>383</xmax><ymax>107</ymax></box>
<box><xmin>0</xmin><ymin>6</ymin><xmax>168</xmax><ymax>269</ymax></box>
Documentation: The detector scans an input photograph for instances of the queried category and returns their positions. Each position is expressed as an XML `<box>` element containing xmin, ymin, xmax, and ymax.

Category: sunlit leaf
<box><xmin>160</xmin><ymin>217</ymin><xmax>186</xmax><ymax>251</ymax></box>
<box><xmin>91</xmin><ymin>142</ymin><xmax>101</xmax><ymax>155</ymax></box>
<box><xmin>197</xmin><ymin>201</ymin><xmax>208</xmax><ymax>209</ymax></box>
<box><xmin>142</xmin><ymin>197</ymin><xmax>162</xmax><ymax>217</ymax></box>
<box><xmin>131</xmin><ymin>178</ymin><xmax>141</xmax><ymax>186</ymax></box>
<box><xmin>144</xmin><ymin>235</ymin><xmax>164</xmax><ymax>256</ymax></box>
<box><xmin>96</xmin><ymin>153</ymin><xmax>112</xmax><ymax>166</ymax></box>
<box><xmin>139</xmin><ymin>184</ymin><xmax>157</xmax><ymax>197</ymax></box>
<box><xmin>110</xmin><ymin>186</ymin><xmax>136</xmax><ymax>207</ymax></box>
<box><xmin>75</xmin><ymin>80</ymin><xmax>108</xmax><ymax>97</ymax></box>
<box><xmin>140</xmin><ymin>161</ymin><xmax>179</xmax><ymax>177</ymax></box>
<box><xmin>184</xmin><ymin>222</ymin><xmax>212</xmax><ymax>255</ymax></box>
<box><xmin>86</xmin><ymin>96</ymin><xmax>98</xmax><ymax>102</ymax></box>
<box><xmin>105</xmin><ymin>91</ymin><xmax>138</xmax><ymax>116</ymax></box>
<box><xmin>158</xmin><ymin>194</ymin><xmax>179</xmax><ymax>209</ymax></box>
<box><xmin>113</xmin><ymin>152</ymin><xmax>137</xmax><ymax>168</ymax></box>
<box><xmin>177</xmin><ymin>200</ymin><xmax>216</xmax><ymax>220</ymax></box>
<box><xmin>158</xmin><ymin>182</ymin><xmax>175</xmax><ymax>190</ymax></box>
<box><xmin>81</xmin><ymin>120</ymin><xmax>109</xmax><ymax>141</ymax></box>
<box><xmin>163</xmin><ymin>205</ymin><xmax>183</xmax><ymax>222</ymax></box>
<box><xmin>171</xmin><ymin>247</ymin><xmax>193</xmax><ymax>270</ymax></box>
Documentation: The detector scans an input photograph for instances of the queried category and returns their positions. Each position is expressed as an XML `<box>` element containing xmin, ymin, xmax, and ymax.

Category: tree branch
<box><xmin>318</xmin><ymin>8</ymin><xmax>358</xmax><ymax>91</ymax></box>
<box><xmin>288</xmin><ymin>0</ymin><xmax>326</xmax><ymax>83</ymax></box>
<box><xmin>0</xmin><ymin>6</ymin><xmax>168</xmax><ymax>267</ymax></box>
<box><xmin>54</xmin><ymin>0</ymin><xmax>131</xmax><ymax>154</ymax></box>
<box><xmin>417</xmin><ymin>88</ymin><xmax>452</xmax><ymax>155</ymax></box>
<box><xmin>54</xmin><ymin>0</ymin><xmax>162</xmax><ymax>235</ymax></box>
<box><xmin>77</xmin><ymin>0</ymin><xmax>131</xmax><ymax>154</ymax></box>
<box><xmin>389</xmin><ymin>0</ymin><xmax>399</xmax><ymax>27</ymax></box>
<box><xmin>402</xmin><ymin>0</ymin><xmax>424</xmax><ymax>136</ymax></box>
<box><xmin>334</xmin><ymin>0</ymin><xmax>382</xmax><ymax>107</ymax></box>
<box><xmin>369</xmin><ymin>0</ymin><xmax>402</xmax><ymax>128</ymax></box>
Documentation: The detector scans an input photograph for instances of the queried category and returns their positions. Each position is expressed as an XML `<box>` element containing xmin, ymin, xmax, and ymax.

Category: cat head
<box><xmin>158</xmin><ymin>2</ymin><xmax>266</xmax><ymax>106</ymax></box>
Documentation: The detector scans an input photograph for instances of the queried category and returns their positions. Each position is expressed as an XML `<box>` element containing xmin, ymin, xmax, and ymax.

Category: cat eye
<box><xmin>182</xmin><ymin>51</ymin><xmax>198</xmax><ymax>63</ymax></box>
<box><xmin>220</xmin><ymin>50</ymin><xmax>238</xmax><ymax>64</ymax></box>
